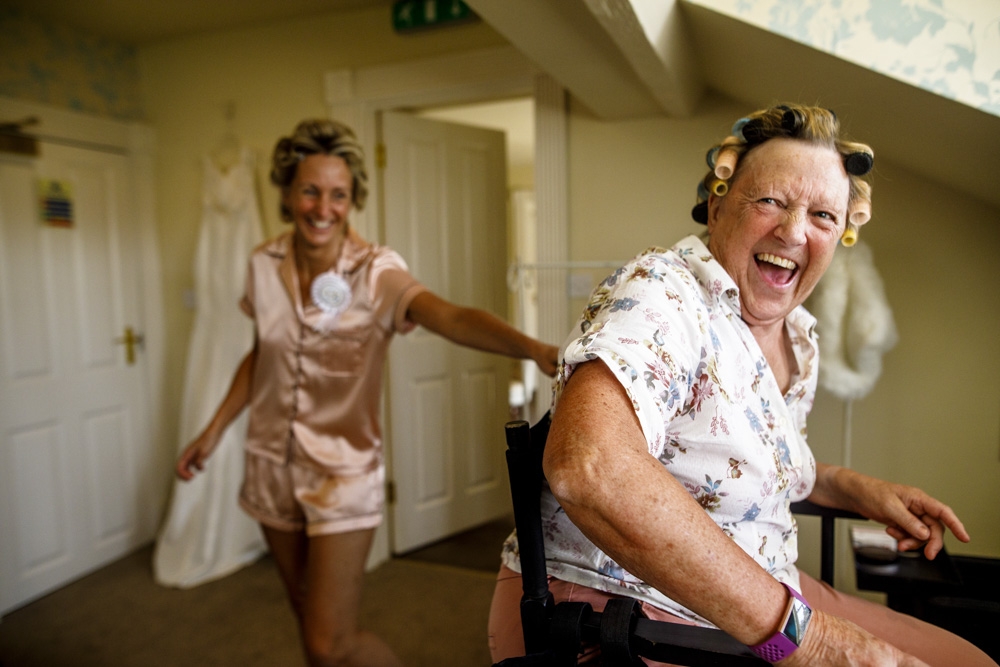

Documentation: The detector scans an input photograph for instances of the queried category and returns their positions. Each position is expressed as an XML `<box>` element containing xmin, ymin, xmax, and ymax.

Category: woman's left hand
<box><xmin>816</xmin><ymin>466</ymin><xmax>970</xmax><ymax>559</ymax></box>
<box><xmin>534</xmin><ymin>343</ymin><xmax>560</xmax><ymax>377</ymax></box>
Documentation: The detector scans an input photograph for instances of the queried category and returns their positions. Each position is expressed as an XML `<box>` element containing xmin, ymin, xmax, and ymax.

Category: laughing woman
<box><xmin>488</xmin><ymin>104</ymin><xmax>996</xmax><ymax>667</ymax></box>
<box><xmin>175</xmin><ymin>119</ymin><xmax>558</xmax><ymax>667</ymax></box>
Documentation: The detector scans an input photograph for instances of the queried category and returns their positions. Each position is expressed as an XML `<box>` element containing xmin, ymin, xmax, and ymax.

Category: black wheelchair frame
<box><xmin>494</xmin><ymin>414</ymin><xmax>860</xmax><ymax>666</ymax></box>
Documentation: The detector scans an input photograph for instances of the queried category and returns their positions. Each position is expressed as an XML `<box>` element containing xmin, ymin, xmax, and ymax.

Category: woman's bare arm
<box><xmin>175</xmin><ymin>343</ymin><xmax>257</xmax><ymax>480</ymax></box>
<box><xmin>545</xmin><ymin>360</ymin><xmax>923</xmax><ymax>666</ymax></box>
<box><xmin>407</xmin><ymin>290</ymin><xmax>558</xmax><ymax>376</ymax></box>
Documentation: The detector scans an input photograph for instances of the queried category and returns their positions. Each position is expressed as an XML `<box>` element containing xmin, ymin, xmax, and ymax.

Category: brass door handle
<box><xmin>115</xmin><ymin>326</ymin><xmax>145</xmax><ymax>365</ymax></box>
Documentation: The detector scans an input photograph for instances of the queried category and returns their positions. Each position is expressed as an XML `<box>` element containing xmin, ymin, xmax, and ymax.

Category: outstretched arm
<box><xmin>807</xmin><ymin>462</ymin><xmax>969</xmax><ymax>559</ymax></box>
<box><xmin>175</xmin><ymin>342</ymin><xmax>257</xmax><ymax>481</ymax></box>
<box><xmin>406</xmin><ymin>290</ymin><xmax>559</xmax><ymax>376</ymax></box>
<box><xmin>546</xmin><ymin>360</ymin><xmax>925</xmax><ymax>666</ymax></box>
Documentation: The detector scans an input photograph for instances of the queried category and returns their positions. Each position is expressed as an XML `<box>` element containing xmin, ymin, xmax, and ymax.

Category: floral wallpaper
<box><xmin>0</xmin><ymin>9</ymin><xmax>142</xmax><ymax>120</ymax></box>
<box><xmin>686</xmin><ymin>0</ymin><xmax>1000</xmax><ymax>116</ymax></box>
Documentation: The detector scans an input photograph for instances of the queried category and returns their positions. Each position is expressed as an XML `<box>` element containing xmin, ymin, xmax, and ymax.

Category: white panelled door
<box><xmin>382</xmin><ymin>111</ymin><xmax>511</xmax><ymax>553</ymax></box>
<box><xmin>0</xmin><ymin>139</ymin><xmax>153</xmax><ymax>613</ymax></box>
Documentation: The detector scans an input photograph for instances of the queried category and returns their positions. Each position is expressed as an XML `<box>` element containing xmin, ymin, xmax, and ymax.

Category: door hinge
<box><xmin>386</xmin><ymin>479</ymin><xmax>396</xmax><ymax>505</ymax></box>
<box><xmin>376</xmin><ymin>142</ymin><xmax>386</xmax><ymax>170</ymax></box>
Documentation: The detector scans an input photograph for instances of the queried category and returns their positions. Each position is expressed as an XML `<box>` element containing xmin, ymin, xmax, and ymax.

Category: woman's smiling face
<box><xmin>707</xmin><ymin>137</ymin><xmax>849</xmax><ymax>329</ymax></box>
<box><xmin>282</xmin><ymin>153</ymin><xmax>353</xmax><ymax>250</ymax></box>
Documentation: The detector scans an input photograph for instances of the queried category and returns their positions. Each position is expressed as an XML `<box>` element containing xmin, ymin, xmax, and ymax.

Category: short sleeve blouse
<box><xmin>501</xmin><ymin>234</ymin><xmax>819</xmax><ymax>625</ymax></box>
<box><xmin>241</xmin><ymin>230</ymin><xmax>427</xmax><ymax>474</ymax></box>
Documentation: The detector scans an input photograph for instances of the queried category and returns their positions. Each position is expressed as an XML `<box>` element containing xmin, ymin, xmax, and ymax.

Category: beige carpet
<box><xmin>0</xmin><ymin>518</ymin><xmax>513</xmax><ymax>667</ymax></box>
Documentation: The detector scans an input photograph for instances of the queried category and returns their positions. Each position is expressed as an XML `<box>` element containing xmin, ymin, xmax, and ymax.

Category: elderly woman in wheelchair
<box><xmin>488</xmin><ymin>104</ymin><xmax>996</xmax><ymax>666</ymax></box>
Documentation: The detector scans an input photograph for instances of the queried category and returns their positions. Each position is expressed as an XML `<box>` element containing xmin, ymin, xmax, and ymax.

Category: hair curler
<box><xmin>849</xmin><ymin>200</ymin><xmax>871</xmax><ymax>227</ymax></box>
<box><xmin>731</xmin><ymin>117</ymin><xmax>750</xmax><ymax>142</ymax></box>
<box><xmin>739</xmin><ymin>118</ymin><xmax>767</xmax><ymax>144</ymax></box>
<box><xmin>706</xmin><ymin>146</ymin><xmax>719</xmax><ymax>169</ymax></box>
<box><xmin>697</xmin><ymin>180</ymin><xmax>710</xmax><ymax>201</ymax></box>
<box><xmin>710</xmin><ymin>179</ymin><xmax>729</xmax><ymax>196</ymax></box>
<box><xmin>844</xmin><ymin>151</ymin><xmax>874</xmax><ymax>176</ymax></box>
<box><xmin>781</xmin><ymin>108</ymin><xmax>804</xmax><ymax>134</ymax></box>
<box><xmin>714</xmin><ymin>146</ymin><xmax>739</xmax><ymax>180</ymax></box>
<box><xmin>692</xmin><ymin>201</ymin><xmax>709</xmax><ymax>224</ymax></box>
<box><xmin>841</xmin><ymin>223</ymin><xmax>859</xmax><ymax>247</ymax></box>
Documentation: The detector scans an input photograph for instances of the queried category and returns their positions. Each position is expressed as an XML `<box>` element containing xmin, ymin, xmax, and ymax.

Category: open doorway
<box><xmin>417</xmin><ymin>98</ymin><xmax>543</xmax><ymax>422</ymax></box>
<box><xmin>418</xmin><ymin>97</ymin><xmax>534</xmax><ymax>191</ymax></box>
<box><xmin>379</xmin><ymin>110</ymin><xmax>511</xmax><ymax>554</ymax></box>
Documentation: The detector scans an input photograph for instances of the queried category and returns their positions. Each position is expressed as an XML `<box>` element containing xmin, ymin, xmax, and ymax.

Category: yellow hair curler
<box><xmin>841</xmin><ymin>223</ymin><xmax>859</xmax><ymax>247</ymax></box>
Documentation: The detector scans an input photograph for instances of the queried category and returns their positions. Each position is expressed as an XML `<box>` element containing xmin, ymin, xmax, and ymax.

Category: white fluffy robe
<box><xmin>807</xmin><ymin>240</ymin><xmax>898</xmax><ymax>400</ymax></box>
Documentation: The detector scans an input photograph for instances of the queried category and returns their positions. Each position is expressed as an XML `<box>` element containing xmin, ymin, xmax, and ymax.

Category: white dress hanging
<box><xmin>153</xmin><ymin>146</ymin><xmax>266</xmax><ymax>588</ymax></box>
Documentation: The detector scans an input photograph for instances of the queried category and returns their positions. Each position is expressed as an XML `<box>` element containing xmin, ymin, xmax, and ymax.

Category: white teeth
<box><xmin>311</xmin><ymin>219</ymin><xmax>333</xmax><ymax>230</ymax></box>
<box><xmin>756</xmin><ymin>253</ymin><xmax>797</xmax><ymax>270</ymax></box>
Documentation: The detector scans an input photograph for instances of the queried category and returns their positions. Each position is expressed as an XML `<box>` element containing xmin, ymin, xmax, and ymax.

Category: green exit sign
<box><xmin>392</xmin><ymin>0</ymin><xmax>477</xmax><ymax>32</ymax></box>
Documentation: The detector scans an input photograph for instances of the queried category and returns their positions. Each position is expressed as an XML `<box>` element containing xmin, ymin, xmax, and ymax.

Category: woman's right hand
<box><xmin>781</xmin><ymin>610</ymin><xmax>928</xmax><ymax>667</ymax></box>
<box><xmin>173</xmin><ymin>347</ymin><xmax>255</xmax><ymax>481</ymax></box>
<box><xmin>175</xmin><ymin>430</ymin><xmax>220</xmax><ymax>481</ymax></box>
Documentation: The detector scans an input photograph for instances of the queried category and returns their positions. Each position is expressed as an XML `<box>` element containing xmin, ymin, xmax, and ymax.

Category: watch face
<box><xmin>785</xmin><ymin>599</ymin><xmax>813</xmax><ymax>646</ymax></box>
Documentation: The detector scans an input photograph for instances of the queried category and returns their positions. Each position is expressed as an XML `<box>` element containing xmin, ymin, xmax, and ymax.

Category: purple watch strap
<box><xmin>749</xmin><ymin>583</ymin><xmax>810</xmax><ymax>662</ymax></box>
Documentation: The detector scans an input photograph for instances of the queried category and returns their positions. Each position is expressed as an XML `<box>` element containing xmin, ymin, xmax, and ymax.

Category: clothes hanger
<box><xmin>211</xmin><ymin>100</ymin><xmax>242</xmax><ymax>173</ymax></box>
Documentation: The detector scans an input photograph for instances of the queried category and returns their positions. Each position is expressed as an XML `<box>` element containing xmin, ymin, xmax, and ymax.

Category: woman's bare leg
<box><xmin>264</xmin><ymin>524</ymin><xmax>402</xmax><ymax>667</ymax></box>
<box><xmin>262</xmin><ymin>525</ymin><xmax>309</xmax><ymax>623</ymax></box>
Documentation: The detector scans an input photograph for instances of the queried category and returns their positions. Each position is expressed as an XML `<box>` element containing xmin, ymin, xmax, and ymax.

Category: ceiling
<box><xmin>6</xmin><ymin>0</ymin><xmax>998</xmax><ymax>210</ymax></box>
<box><xmin>2</xmin><ymin>0</ymin><xmax>395</xmax><ymax>44</ymax></box>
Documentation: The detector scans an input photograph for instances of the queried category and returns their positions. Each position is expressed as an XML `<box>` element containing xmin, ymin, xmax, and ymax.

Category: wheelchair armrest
<box><xmin>791</xmin><ymin>500</ymin><xmax>864</xmax><ymax>586</ymax></box>
<box><xmin>790</xmin><ymin>499</ymin><xmax>863</xmax><ymax>521</ymax></box>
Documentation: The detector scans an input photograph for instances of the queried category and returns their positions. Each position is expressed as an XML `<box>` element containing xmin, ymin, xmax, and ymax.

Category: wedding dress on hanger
<box><xmin>154</xmin><ymin>145</ymin><xmax>266</xmax><ymax>587</ymax></box>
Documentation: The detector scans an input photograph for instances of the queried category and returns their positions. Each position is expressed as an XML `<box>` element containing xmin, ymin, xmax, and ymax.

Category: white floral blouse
<box><xmin>501</xmin><ymin>234</ymin><xmax>819</xmax><ymax>625</ymax></box>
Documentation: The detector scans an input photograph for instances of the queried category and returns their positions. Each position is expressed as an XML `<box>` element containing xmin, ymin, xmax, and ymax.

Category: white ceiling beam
<box><xmin>582</xmin><ymin>0</ymin><xmax>702</xmax><ymax>117</ymax></box>
<box><xmin>464</xmin><ymin>0</ymin><xmax>668</xmax><ymax>119</ymax></box>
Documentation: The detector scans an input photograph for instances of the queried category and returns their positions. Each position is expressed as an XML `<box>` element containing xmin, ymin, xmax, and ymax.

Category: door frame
<box><xmin>323</xmin><ymin>46</ymin><xmax>568</xmax><ymax>567</ymax></box>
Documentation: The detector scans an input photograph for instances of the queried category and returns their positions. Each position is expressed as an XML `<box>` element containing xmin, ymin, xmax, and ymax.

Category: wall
<box><xmin>565</xmin><ymin>93</ymin><xmax>1000</xmax><ymax>566</ymax></box>
<box><xmin>0</xmin><ymin>9</ymin><xmax>142</xmax><ymax>120</ymax></box>
<box><xmin>565</xmin><ymin>94</ymin><xmax>743</xmax><ymax>320</ymax></box>
<box><xmin>137</xmin><ymin>7</ymin><xmax>508</xmax><ymax>459</ymax></box>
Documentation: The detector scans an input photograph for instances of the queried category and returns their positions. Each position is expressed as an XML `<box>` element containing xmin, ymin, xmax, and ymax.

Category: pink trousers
<box><xmin>487</xmin><ymin>565</ymin><xmax>997</xmax><ymax>666</ymax></box>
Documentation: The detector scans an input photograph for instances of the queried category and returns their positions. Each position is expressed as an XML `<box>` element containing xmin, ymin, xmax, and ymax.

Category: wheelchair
<box><xmin>493</xmin><ymin>413</ymin><xmax>860</xmax><ymax>666</ymax></box>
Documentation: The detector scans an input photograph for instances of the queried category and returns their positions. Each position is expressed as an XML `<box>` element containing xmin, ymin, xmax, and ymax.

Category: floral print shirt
<box><xmin>501</xmin><ymin>235</ymin><xmax>819</xmax><ymax>625</ymax></box>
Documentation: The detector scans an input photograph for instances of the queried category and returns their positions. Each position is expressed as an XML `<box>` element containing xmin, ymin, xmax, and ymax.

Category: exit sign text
<box><xmin>392</xmin><ymin>0</ymin><xmax>476</xmax><ymax>32</ymax></box>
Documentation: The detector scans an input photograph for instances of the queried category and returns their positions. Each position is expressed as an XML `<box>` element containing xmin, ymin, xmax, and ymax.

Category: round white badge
<box><xmin>311</xmin><ymin>270</ymin><xmax>352</xmax><ymax>322</ymax></box>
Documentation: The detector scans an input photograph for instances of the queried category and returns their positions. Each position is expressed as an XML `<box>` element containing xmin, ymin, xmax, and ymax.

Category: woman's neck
<box><xmin>294</xmin><ymin>226</ymin><xmax>348</xmax><ymax>280</ymax></box>
<box><xmin>749</xmin><ymin>320</ymin><xmax>796</xmax><ymax>394</ymax></box>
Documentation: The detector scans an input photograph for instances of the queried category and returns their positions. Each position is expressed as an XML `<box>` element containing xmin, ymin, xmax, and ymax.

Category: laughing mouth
<box><xmin>756</xmin><ymin>253</ymin><xmax>797</xmax><ymax>271</ymax></box>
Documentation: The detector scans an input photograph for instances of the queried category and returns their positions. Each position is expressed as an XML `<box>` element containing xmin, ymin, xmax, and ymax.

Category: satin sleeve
<box><xmin>369</xmin><ymin>248</ymin><xmax>427</xmax><ymax>334</ymax></box>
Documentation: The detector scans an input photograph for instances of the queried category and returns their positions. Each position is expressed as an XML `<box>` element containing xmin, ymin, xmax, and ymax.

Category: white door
<box><xmin>381</xmin><ymin>111</ymin><xmax>511</xmax><ymax>553</ymax></box>
<box><xmin>0</xmin><ymin>137</ymin><xmax>154</xmax><ymax>613</ymax></box>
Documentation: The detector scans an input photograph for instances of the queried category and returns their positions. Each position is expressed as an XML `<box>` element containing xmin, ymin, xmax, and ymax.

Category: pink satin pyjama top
<box><xmin>240</xmin><ymin>230</ymin><xmax>427</xmax><ymax>476</ymax></box>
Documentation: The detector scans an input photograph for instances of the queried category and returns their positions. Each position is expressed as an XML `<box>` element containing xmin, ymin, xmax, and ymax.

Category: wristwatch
<box><xmin>749</xmin><ymin>583</ymin><xmax>812</xmax><ymax>662</ymax></box>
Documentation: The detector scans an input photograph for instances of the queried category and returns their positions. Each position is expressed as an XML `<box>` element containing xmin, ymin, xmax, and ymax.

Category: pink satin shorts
<box><xmin>239</xmin><ymin>449</ymin><xmax>384</xmax><ymax>536</ymax></box>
